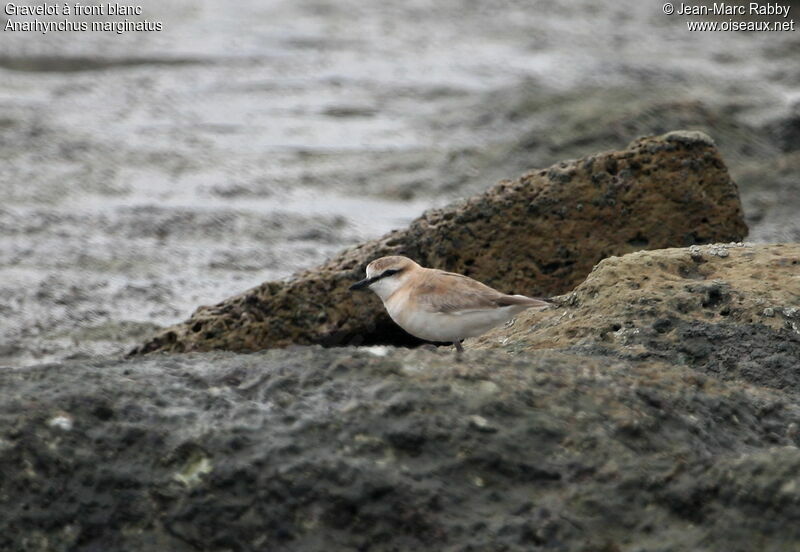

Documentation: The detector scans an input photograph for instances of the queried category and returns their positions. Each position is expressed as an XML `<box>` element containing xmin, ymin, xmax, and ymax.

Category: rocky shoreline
<box><xmin>3</xmin><ymin>129</ymin><xmax>800</xmax><ymax>550</ymax></box>
<box><xmin>2</xmin><ymin>0</ymin><xmax>799</xmax><ymax>547</ymax></box>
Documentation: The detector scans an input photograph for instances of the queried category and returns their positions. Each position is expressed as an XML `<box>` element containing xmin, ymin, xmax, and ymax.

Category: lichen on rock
<box><xmin>474</xmin><ymin>243</ymin><xmax>800</xmax><ymax>391</ymax></box>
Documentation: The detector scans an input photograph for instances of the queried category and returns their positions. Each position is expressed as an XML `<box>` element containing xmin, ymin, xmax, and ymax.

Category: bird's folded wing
<box><xmin>418</xmin><ymin>271</ymin><xmax>549</xmax><ymax>315</ymax></box>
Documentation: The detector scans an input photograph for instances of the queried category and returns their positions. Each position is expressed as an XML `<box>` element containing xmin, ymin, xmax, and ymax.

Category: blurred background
<box><xmin>1</xmin><ymin>0</ymin><xmax>798</xmax><ymax>366</ymax></box>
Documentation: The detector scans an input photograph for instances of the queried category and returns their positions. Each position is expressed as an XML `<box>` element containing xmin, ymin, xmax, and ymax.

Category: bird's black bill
<box><xmin>349</xmin><ymin>276</ymin><xmax>377</xmax><ymax>291</ymax></box>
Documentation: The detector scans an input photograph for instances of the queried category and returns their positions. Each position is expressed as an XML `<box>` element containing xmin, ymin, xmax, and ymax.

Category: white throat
<box><xmin>368</xmin><ymin>275</ymin><xmax>404</xmax><ymax>302</ymax></box>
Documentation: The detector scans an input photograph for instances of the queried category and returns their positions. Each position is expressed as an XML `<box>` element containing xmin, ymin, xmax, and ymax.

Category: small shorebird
<box><xmin>350</xmin><ymin>256</ymin><xmax>551</xmax><ymax>352</ymax></box>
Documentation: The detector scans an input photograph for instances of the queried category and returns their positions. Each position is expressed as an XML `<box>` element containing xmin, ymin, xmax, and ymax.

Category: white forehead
<box><xmin>365</xmin><ymin>256</ymin><xmax>412</xmax><ymax>278</ymax></box>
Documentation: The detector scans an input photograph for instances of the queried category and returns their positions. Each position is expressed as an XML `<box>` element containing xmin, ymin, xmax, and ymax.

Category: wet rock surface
<box><xmin>133</xmin><ymin>131</ymin><xmax>748</xmax><ymax>354</ymax></box>
<box><xmin>475</xmin><ymin>243</ymin><xmax>800</xmax><ymax>392</ymax></box>
<box><xmin>3</xmin><ymin>346</ymin><xmax>800</xmax><ymax>551</ymax></box>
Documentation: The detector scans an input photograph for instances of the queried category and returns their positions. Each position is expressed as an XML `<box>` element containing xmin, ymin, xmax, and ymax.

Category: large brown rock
<box><xmin>133</xmin><ymin>131</ymin><xmax>748</xmax><ymax>354</ymax></box>
<box><xmin>474</xmin><ymin>243</ymin><xmax>800</xmax><ymax>391</ymax></box>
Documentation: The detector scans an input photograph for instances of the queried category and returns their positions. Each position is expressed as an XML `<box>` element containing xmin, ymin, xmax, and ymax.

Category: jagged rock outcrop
<box><xmin>133</xmin><ymin>131</ymin><xmax>747</xmax><ymax>354</ymax></box>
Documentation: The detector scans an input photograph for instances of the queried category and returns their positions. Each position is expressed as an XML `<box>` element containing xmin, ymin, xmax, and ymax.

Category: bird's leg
<box><xmin>454</xmin><ymin>340</ymin><xmax>464</xmax><ymax>353</ymax></box>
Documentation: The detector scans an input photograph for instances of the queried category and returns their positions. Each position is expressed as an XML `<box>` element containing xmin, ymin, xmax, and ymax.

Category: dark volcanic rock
<box><xmin>475</xmin><ymin>243</ymin><xmax>800</xmax><ymax>392</ymax></box>
<box><xmin>2</xmin><ymin>347</ymin><xmax>800</xmax><ymax>551</ymax></box>
<box><xmin>133</xmin><ymin>131</ymin><xmax>748</xmax><ymax>355</ymax></box>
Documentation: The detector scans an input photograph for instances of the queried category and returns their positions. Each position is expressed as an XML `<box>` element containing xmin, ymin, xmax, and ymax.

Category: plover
<box><xmin>350</xmin><ymin>256</ymin><xmax>551</xmax><ymax>351</ymax></box>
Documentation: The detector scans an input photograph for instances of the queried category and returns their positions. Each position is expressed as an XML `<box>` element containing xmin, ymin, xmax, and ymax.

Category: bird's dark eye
<box><xmin>381</xmin><ymin>269</ymin><xmax>400</xmax><ymax>278</ymax></box>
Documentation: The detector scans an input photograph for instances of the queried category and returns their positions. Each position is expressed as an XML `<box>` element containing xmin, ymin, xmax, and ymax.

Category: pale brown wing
<box><xmin>416</xmin><ymin>270</ymin><xmax>549</xmax><ymax>314</ymax></box>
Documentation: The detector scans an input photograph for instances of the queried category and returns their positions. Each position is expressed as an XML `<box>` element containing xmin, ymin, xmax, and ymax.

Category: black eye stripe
<box><xmin>371</xmin><ymin>268</ymin><xmax>400</xmax><ymax>282</ymax></box>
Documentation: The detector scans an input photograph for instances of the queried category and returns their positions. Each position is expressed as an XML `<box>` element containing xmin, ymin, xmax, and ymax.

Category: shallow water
<box><xmin>1</xmin><ymin>0</ymin><xmax>798</xmax><ymax>365</ymax></box>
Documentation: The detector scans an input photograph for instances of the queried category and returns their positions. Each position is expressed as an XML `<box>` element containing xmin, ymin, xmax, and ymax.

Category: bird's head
<box><xmin>349</xmin><ymin>256</ymin><xmax>419</xmax><ymax>300</ymax></box>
